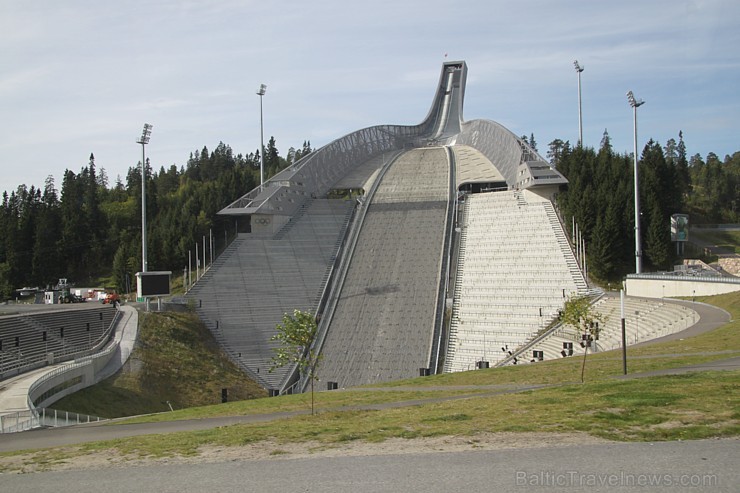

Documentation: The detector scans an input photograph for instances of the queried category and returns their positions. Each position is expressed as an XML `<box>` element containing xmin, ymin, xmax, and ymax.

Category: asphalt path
<box><xmin>628</xmin><ymin>298</ymin><xmax>731</xmax><ymax>345</ymax></box>
<box><xmin>0</xmin><ymin>438</ymin><xmax>737</xmax><ymax>492</ymax></box>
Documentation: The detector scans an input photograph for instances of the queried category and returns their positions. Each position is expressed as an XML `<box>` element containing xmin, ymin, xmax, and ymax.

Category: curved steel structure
<box><xmin>219</xmin><ymin>61</ymin><xmax>564</xmax><ymax>221</ymax></box>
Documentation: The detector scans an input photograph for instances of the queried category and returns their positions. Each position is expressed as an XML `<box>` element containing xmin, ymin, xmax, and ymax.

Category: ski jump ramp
<box><xmin>191</xmin><ymin>61</ymin><xmax>579</xmax><ymax>391</ymax></box>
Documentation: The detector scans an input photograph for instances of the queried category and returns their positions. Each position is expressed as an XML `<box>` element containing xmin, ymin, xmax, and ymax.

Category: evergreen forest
<box><xmin>0</xmin><ymin>130</ymin><xmax>737</xmax><ymax>300</ymax></box>
<box><xmin>0</xmin><ymin>138</ymin><xmax>313</xmax><ymax>299</ymax></box>
<box><xmin>553</xmin><ymin>131</ymin><xmax>739</xmax><ymax>281</ymax></box>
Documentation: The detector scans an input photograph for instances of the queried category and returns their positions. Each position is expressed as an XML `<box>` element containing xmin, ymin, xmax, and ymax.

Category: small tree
<box><xmin>561</xmin><ymin>295</ymin><xmax>606</xmax><ymax>382</ymax></box>
<box><xmin>269</xmin><ymin>309</ymin><xmax>321</xmax><ymax>414</ymax></box>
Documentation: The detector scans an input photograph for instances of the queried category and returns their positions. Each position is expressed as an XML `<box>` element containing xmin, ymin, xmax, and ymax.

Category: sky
<box><xmin>1</xmin><ymin>0</ymin><xmax>739</xmax><ymax>195</ymax></box>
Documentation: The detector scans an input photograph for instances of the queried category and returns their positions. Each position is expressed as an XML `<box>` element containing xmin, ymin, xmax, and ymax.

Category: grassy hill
<box><xmin>3</xmin><ymin>291</ymin><xmax>734</xmax><ymax>472</ymax></box>
<box><xmin>51</xmin><ymin>310</ymin><xmax>266</xmax><ymax>418</ymax></box>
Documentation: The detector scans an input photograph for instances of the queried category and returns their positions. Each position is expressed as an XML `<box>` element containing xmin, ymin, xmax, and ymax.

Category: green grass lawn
<box><xmin>1</xmin><ymin>291</ymin><xmax>738</xmax><ymax>472</ymax></box>
<box><xmin>690</xmin><ymin>229</ymin><xmax>740</xmax><ymax>254</ymax></box>
<box><xmin>51</xmin><ymin>311</ymin><xmax>266</xmax><ymax>418</ymax></box>
<box><xmin>96</xmin><ymin>370</ymin><xmax>739</xmax><ymax>459</ymax></box>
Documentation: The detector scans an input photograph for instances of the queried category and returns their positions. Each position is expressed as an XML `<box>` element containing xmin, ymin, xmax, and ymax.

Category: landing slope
<box><xmin>318</xmin><ymin>147</ymin><xmax>451</xmax><ymax>387</ymax></box>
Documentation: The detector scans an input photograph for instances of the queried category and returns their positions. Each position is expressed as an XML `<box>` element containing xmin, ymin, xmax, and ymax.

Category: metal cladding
<box><xmin>219</xmin><ymin>60</ymin><xmax>567</xmax><ymax>218</ymax></box>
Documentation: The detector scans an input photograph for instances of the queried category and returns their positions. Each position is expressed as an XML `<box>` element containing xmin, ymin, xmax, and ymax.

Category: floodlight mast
<box><xmin>627</xmin><ymin>91</ymin><xmax>645</xmax><ymax>274</ymax></box>
<box><xmin>573</xmin><ymin>60</ymin><xmax>584</xmax><ymax>147</ymax></box>
<box><xmin>257</xmin><ymin>84</ymin><xmax>267</xmax><ymax>187</ymax></box>
<box><xmin>136</xmin><ymin>123</ymin><xmax>152</xmax><ymax>273</ymax></box>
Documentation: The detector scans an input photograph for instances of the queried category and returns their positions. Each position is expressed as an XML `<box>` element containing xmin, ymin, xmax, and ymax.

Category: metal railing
<box><xmin>1</xmin><ymin>407</ymin><xmax>104</xmax><ymax>434</ymax></box>
<box><xmin>429</xmin><ymin>145</ymin><xmax>457</xmax><ymax>374</ymax></box>
<box><xmin>495</xmin><ymin>291</ymin><xmax>605</xmax><ymax>367</ymax></box>
<box><xmin>626</xmin><ymin>273</ymin><xmax>740</xmax><ymax>284</ymax></box>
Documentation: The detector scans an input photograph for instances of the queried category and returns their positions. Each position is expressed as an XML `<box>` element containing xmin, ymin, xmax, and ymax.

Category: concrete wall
<box><xmin>25</xmin><ymin>304</ymin><xmax>137</xmax><ymax>410</ymax></box>
<box><xmin>28</xmin><ymin>346</ymin><xmax>117</xmax><ymax>409</ymax></box>
<box><xmin>625</xmin><ymin>276</ymin><xmax>740</xmax><ymax>299</ymax></box>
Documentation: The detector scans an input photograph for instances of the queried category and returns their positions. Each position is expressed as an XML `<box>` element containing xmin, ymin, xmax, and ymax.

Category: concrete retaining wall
<box><xmin>28</xmin><ymin>345</ymin><xmax>117</xmax><ymax>409</ymax></box>
<box><xmin>625</xmin><ymin>275</ymin><xmax>740</xmax><ymax>299</ymax></box>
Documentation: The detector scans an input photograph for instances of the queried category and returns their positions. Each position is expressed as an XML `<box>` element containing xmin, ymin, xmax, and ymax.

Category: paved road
<box><xmin>1</xmin><ymin>438</ymin><xmax>737</xmax><ymax>492</ymax></box>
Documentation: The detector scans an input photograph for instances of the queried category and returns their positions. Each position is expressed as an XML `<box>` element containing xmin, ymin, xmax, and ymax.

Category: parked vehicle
<box><xmin>101</xmin><ymin>292</ymin><xmax>120</xmax><ymax>304</ymax></box>
<box><xmin>60</xmin><ymin>293</ymin><xmax>85</xmax><ymax>303</ymax></box>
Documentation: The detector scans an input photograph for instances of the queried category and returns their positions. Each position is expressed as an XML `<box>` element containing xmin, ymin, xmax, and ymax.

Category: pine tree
<box><xmin>60</xmin><ymin>170</ymin><xmax>87</xmax><ymax>279</ymax></box>
<box><xmin>547</xmin><ymin>139</ymin><xmax>569</xmax><ymax>167</ymax></box>
<box><xmin>32</xmin><ymin>176</ymin><xmax>63</xmax><ymax>285</ymax></box>
<box><xmin>85</xmin><ymin>153</ymin><xmax>105</xmax><ymax>273</ymax></box>
<box><xmin>599</xmin><ymin>129</ymin><xmax>612</xmax><ymax>154</ymax></box>
<box><xmin>588</xmin><ymin>203</ymin><xmax>621</xmax><ymax>280</ymax></box>
<box><xmin>675</xmin><ymin>131</ymin><xmax>691</xmax><ymax>199</ymax></box>
<box><xmin>645</xmin><ymin>196</ymin><xmax>671</xmax><ymax>270</ymax></box>
<box><xmin>265</xmin><ymin>136</ymin><xmax>280</xmax><ymax>177</ymax></box>
<box><xmin>14</xmin><ymin>185</ymin><xmax>42</xmax><ymax>286</ymax></box>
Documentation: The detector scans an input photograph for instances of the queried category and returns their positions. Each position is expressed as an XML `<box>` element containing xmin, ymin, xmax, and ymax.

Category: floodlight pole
<box><xmin>257</xmin><ymin>84</ymin><xmax>267</xmax><ymax>187</ymax></box>
<box><xmin>136</xmin><ymin>124</ymin><xmax>152</xmax><ymax>274</ymax></box>
<box><xmin>627</xmin><ymin>91</ymin><xmax>645</xmax><ymax>274</ymax></box>
<box><xmin>573</xmin><ymin>60</ymin><xmax>584</xmax><ymax>147</ymax></box>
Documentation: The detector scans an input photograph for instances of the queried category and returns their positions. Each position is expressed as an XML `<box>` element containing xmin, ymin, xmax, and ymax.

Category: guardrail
<box><xmin>429</xmin><ymin>145</ymin><xmax>457</xmax><ymax>374</ymax></box>
<box><xmin>1</xmin><ymin>408</ymin><xmax>104</xmax><ymax>434</ymax></box>
<box><xmin>626</xmin><ymin>273</ymin><xmax>740</xmax><ymax>284</ymax></box>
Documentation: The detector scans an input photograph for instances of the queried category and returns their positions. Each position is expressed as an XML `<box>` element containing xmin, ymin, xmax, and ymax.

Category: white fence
<box><xmin>0</xmin><ymin>407</ymin><xmax>104</xmax><ymax>434</ymax></box>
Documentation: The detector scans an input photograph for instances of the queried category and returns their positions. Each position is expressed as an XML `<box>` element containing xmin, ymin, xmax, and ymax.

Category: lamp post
<box><xmin>257</xmin><ymin>84</ymin><xmax>267</xmax><ymax>187</ymax></box>
<box><xmin>136</xmin><ymin>124</ymin><xmax>152</xmax><ymax>273</ymax></box>
<box><xmin>573</xmin><ymin>60</ymin><xmax>584</xmax><ymax>147</ymax></box>
<box><xmin>627</xmin><ymin>91</ymin><xmax>645</xmax><ymax>273</ymax></box>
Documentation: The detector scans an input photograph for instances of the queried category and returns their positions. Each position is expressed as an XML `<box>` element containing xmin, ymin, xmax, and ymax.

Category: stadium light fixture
<box><xmin>573</xmin><ymin>60</ymin><xmax>584</xmax><ymax>147</ymax></box>
<box><xmin>627</xmin><ymin>91</ymin><xmax>645</xmax><ymax>274</ymax></box>
<box><xmin>136</xmin><ymin>124</ymin><xmax>153</xmax><ymax>274</ymax></box>
<box><xmin>257</xmin><ymin>84</ymin><xmax>267</xmax><ymax>187</ymax></box>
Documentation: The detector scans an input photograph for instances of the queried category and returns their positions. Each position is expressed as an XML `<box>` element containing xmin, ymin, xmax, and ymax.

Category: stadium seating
<box><xmin>0</xmin><ymin>305</ymin><xmax>117</xmax><ymax>377</ymax></box>
<box><xmin>517</xmin><ymin>295</ymin><xmax>698</xmax><ymax>363</ymax></box>
<box><xmin>444</xmin><ymin>189</ymin><xmax>588</xmax><ymax>372</ymax></box>
<box><xmin>186</xmin><ymin>198</ymin><xmax>355</xmax><ymax>389</ymax></box>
